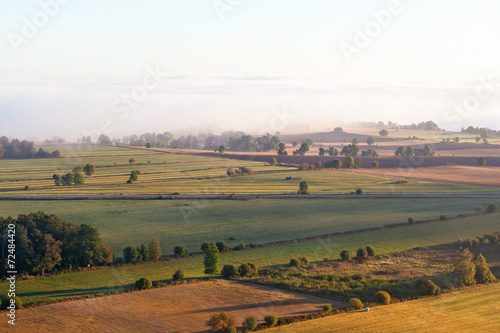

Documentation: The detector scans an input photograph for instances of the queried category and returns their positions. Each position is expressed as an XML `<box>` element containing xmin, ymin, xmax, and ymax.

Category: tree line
<box><xmin>0</xmin><ymin>137</ymin><xmax>60</xmax><ymax>159</ymax></box>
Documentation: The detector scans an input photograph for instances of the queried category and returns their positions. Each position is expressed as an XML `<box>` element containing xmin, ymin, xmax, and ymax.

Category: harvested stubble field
<box><xmin>350</xmin><ymin>165</ymin><xmax>500</xmax><ymax>187</ymax></box>
<box><xmin>2</xmin><ymin>212</ymin><xmax>499</xmax><ymax>305</ymax></box>
<box><xmin>268</xmin><ymin>283</ymin><xmax>500</xmax><ymax>333</ymax></box>
<box><xmin>1</xmin><ymin>280</ymin><xmax>343</xmax><ymax>333</ymax></box>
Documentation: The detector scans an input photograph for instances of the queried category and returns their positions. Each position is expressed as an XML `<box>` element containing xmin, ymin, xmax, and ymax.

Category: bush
<box><xmin>486</xmin><ymin>203</ymin><xmax>499</xmax><ymax>213</ymax></box>
<box><xmin>355</xmin><ymin>188</ymin><xmax>363</xmax><ymax>195</ymax></box>
<box><xmin>356</xmin><ymin>247</ymin><xmax>367</xmax><ymax>258</ymax></box>
<box><xmin>247</xmin><ymin>263</ymin><xmax>258</xmax><ymax>275</ymax></box>
<box><xmin>1</xmin><ymin>296</ymin><xmax>22</xmax><ymax>310</ymax></box>
<box><xmin>172</xmin><ymin>270</ymin><xmax>184</xmax><ymax>281</ymax></box>
<box><xmin>206</xmin><ymin>312</ymin><xmax>237</xmax><ymax>333</ymax></box>
<box><xmin>366</xmin><ymin>245</ymin><xmax>375</xmax><ymax>256</ymax></box>
<box><xmin>135</xmin><ymin>277</ymin><xmax>152</xmax><ymax>290</ymax></box>
<box><xmin>264</xmin><ymin>314</ymin><xmax>278</xmax><ymax>328</ymax></box>
<box><xmin>173</xmin><ymin>245</ymin><xmax>188</xmax><ymax>257</ymax></box>
<box><xmin>234</xmin><ymin>241</ymin><xmax>246</xmax><ymax>251</ymax></box>
<box><xmin>268</xmin><ymin>157</ymin><xmax>277</xmax><ymax>165</ymax></box>
<box><xmin>323</xmin><ymin>304</ymin><xmax>332</xmax><ymax>312</ymax></box>
<box><xmin>289</xmin><ymin>258</ymin><xmax>301</xmax><ymax>267</ymax></box>
<box><xmin>374</xmin><ymin>291</ymin><xmax>391</xmax><ymax>305</ymax></box>
<box><xmin>408</xmin><ymin>217</ymin><xmax>415</xmax><ymax>224</ymax></box>
<box><xmin>475</xmin><ymin>206</ymin><xmax>484</xmax><ymax>214</ymax></box>
<box><xmin>216</xmin><ymin>241</ymin><xmax>231</xmax><ymax>252</ymax></box>
<box><xmin>349</xmin><ymin>298</ymin><xmax>363</xmax><ymax>309</ymax></box>
<box><xmin>222</xmin><ymin>264</ymin><xmax>238</xmax><ymax>278</ymax></box>
<box><xmin>299</xmin><ymin>256</ymin><xmax>310</xmax><ymax>266</ymax></box>
<box><xmin>371</xmin><ymin>161</ymin><xmax>379</xmax><ymax>168</ymax></box>
<box><xmin>415</xmin><ymin>279</ymin><xmax>441</xmax><ymax>296</ymax></box>
<box><xmin>242</xmin><ymin>316</ymin><xmax>258</xmax><ymax>331</ymax></box>
<box><xmin>439</xmin><ymin>215</ymin><xmax>448</xmax><ymax>220</ymax></box>
<box><xmin>239</xmin><ymin>263</ymin><xmax>254</xmax><ymax>277</ymax></box>
<box><xmin>340</xmin><ymin>250</ymin><xmax>351</xmax><ymax>261</ymax></box>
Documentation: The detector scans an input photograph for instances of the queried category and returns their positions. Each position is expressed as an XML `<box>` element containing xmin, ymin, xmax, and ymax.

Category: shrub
<box><xmin>486</xmin><ymin>203</ymin><xmax>499</xmax><ymax>213</ymax></box>
<box><xmin>1</xmin><ymin>296</ymin><xmax>22</xmax><ymax>310</ymax></box>
<box><xmin>471</xmin><ymin>237</ymin><xmax>481</xmax><ymax>247</ymax></box>
<box><xmin>408</xmin><ymin>217</ymin><xmax>415</xmax><ymax>224</ymax></box>
<box><xmin>323</xmin><ymin>304</ymin><xmax>332</xmax><ymax>312</ymax></box>
<box><xmin>264</xmin><ymin>315</ymin><xmax>278</xmax><ymax>328</ymax></box>
<box><xmin>242</xmin><ymin>316</ymin><xmax>258</xmax><ymax>331</ymax></box>
<box><xmin>201</xmin><ymin>241</ymin><xmax>213</xmax><ymax>252</ymax></box>
<box><xmin>484</xmin><ymin>234</ymin><xmax>498</xmax><ymax>243</ymax></box>
<box><xmin>374</xmin><ymin>291</ymin><xmax>391</xmax><ymax>305</ymax></box>
<box><xmin>289</xmin><ymin>258</ymin><xmax>301</xmax><ymax>267</ymax></box>
<box><xmin>235</xmin><ymin>241</ymin><xmax>246</xmax><ymax>251</ymax></box>
<box><xmin>247</xmin><ymin>263</ymin><xmax>258</xmax><ymax>275</ymax></box>
<box><xmin>475</xmin><ymin>254</ymin><xmax>496</xmax><ymax>283</ymax></box>
<box><xmin>371</xmin><ymin>161</ymin><xmax>379</xmax><ymax>168</ymax></box>
<box><xmin>239</xmin><ymin>263</ymin><xmax>253</xmax><ymax>277</ymax></box>
<box><xmin>222</xmin><ymin>264</ymin><xmax>238</xmax><ymax>278</ymax></box>
<box><xmin>349</xmin><ymin>298</ymin><xmax>363</xmax><ymax>309</ymax></box>
<box><xmin>173</xmin><ymin>245</ymin><xmax>188</xmax><ymax>257</ymax></box>
<box><xmin>439</xmin><ymin>215</ymin><xmax>448</xmax><ymax>220</ymax></box>
<box><xmin>475</xmin><ymin>206</ymin><xmax>484</xmax><ymax>214</ymax></box>
<box><xmin>172</xmin><ymin>270</ymin><xmax>184</xmax><ymax>281</ymax></box>
<box><xmin>340</xmin><ymin>250</ymin><xmax>351</xmax><ymax>261</ymax></box>
<box><xmin>268</xmin><ymin>157</ymin><xmax>277</xmax><ymax>166</ymax></box>
<box><xmin>216</xmin><ymin>241</ymin><xmax>231</xmax><ymax>252</ymax></box>
<box><xmin>206</xmin><ymin>312</ymin><xmax>237</xmax><ymax>333</ymax></box>
<box><xmin>454</xmin><ymin>249</ymin><xmax>476</xmax><ymax>286</ymax></box>
<box><xmin>299</xmin><ymin>256</ymin><xmax>310</xmax><ymax>266</ymax></box>
<box><xmin>356</xmin><ymin>247</ymin><xmax>367</xmax><ymax>258</ymax></box>
<box><xmin>415</xmin><ymin>279</ymin><xmax>441</xmax><ymax>296</ymax></box>
<box><xmin>135</xmin><ymin>277</ymin><xmax>152</xmax><ymax>290</ymax></box>
<box><xmin>355</xmin><ymin>188</ymin><xmax>363</xmax><ymax>195</ymax></box>
<box><xmin>366</xmin><ymin>245</ymin><xmax>375</xmax><ymax>256</ymax></box>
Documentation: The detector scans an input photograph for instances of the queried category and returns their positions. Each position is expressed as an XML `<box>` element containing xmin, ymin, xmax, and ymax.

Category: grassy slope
<box><xmin>0</xmin><ymin>198</ymin><xmax>495</xmax><ymax>255</ymax></box>
<box><xmin>2</xmin><ymin>213</ymin><xmax>499</xmax><ymax>304</ymax></box>
<box><xmin>268</xmin><ymin>283</ymin><xmax>500</xmax><ymax>332</ymax></box>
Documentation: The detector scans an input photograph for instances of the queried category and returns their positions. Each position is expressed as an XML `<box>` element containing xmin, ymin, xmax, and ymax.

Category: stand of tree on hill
<box><xmin>0</xmin><ymin>137</ymin><xmax>60</xmax><ymax>159</ymax></box>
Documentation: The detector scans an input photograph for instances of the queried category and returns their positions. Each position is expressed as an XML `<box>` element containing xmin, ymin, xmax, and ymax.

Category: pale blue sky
<box><xmin>1</xmin><ymin>0</ymin><xmax>500</xmax><ymax>140</ymax></box>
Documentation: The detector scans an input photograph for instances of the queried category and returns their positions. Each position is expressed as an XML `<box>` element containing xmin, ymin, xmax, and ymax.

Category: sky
<box><xmin>1</xmin><ymin>0</ymin><xmax>500</xmax><ymax>141</ymax></box>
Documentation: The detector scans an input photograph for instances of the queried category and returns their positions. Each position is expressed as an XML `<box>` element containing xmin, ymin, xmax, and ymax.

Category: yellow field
<box><xmin>269</xmin><ymin>283</ymin><xmax>500</xmax><ymax>332</ymax></box>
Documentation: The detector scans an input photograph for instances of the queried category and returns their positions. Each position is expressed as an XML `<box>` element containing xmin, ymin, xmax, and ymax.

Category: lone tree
<box><xmin>123</xmin><ymin>246</ymin><xmax>139</xmax><ymax>263</ymax></box>
<box><xmin>366</xmin><ymin>136</ymin><xmax>375</xmax><ymax>146</ymax></box>
<box><xmin>83</xmin><ymin>163</ymin><xmax>96</xmax><ymax>176</ymax></box>
<box><xmin>203</xmin><ymin>242</ymin><xmax>219</xmax><ymax>276</ymax></box>
<box><xmin>344</xmin><ymin>156</ymin><xmax>355</xmax><ymax>168</ymax></box>
<box><xmin>453</xmin><ymin>249</ymin><xmax>476</xmax><ymax>286</ymax></box>
<box><xmin>218</xmin><ymin>145</ymin><xmax>226</xmax><ymax>154</ymax></box>
<box><xmin>486</xmin><ymin>203</ymin><xmax>498</xmax><ymax>213</ymax></box>
<box><xmin>129</xmin><ymin>158</ymin><xmax>136</xmax><ymax>165</ymax></box>
<box><xmin>268</xmin><ymin>157</ymin><xmax>277</xmax><ymax>165</ymax></box>
<box><xmin>379</xmin><ymin>129</ymin><xmax>389</xmax><ymax>137</ymax></box>
<box><xmin>128</xmin><ymin>170</ymin><xmax>140</xmax><ymax>183</ymax></box>
<box><xmin>299</xmin><ymin>181</ymin><xmax>309</xmax><ymax>194</ymax></box>
<box><xmin>148</xmin><ymin>237</ymin><xmax>161</xmax><ymax>261</ymax></box>
<box><xmin>206</xmin><ymin>313</ymin><xmax>236</xmax><ymax>333</ymax></box>
<box><xmin>478</xmin><ymin>157</ymin><xmax>486</xmax><ymax>167</ymax></box>
<box><xmin>340</xmin><ymin>250</ymin><xmax>351</xmax><ymax>261</ymax></box>
<box><xmin>173</xmin><ymin>245</ymin><xmax>188</xmax><ymax>257</ymax></box>
<box><xmin>475</xmin><ymin>254</ymin><xmax>496</xmax><ymax>283</ymax></box>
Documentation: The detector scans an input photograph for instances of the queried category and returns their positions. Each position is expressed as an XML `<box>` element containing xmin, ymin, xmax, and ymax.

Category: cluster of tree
<box><xmin>288</xmin><ymin>256</ymin><xmax>310</xmax><ymax>268</ymax></box>
<box><xmin>207</xmin><ymin>312</ymin><xmax>278</xmax><ymax>332</ymax></box>
<box><xmin>354</xmin><ymin>120</ymin><xmax>440</xmax><ymax>131</ymax></box>
<box><xmin>228</xmin><ymin>133</ymin><xmax>281</xmax><ymax>152</ymax></box>
<box><xmin>221</xmin><ymin>263</ymin><xmax>258</xmax><ymax>278</ymax></box>
<box><xmin>441</xmin><ymin>137</ymin><xmax>460</xmax><ymax>143</ymax></box>
<box><xmin>0</xmin><ymin>212</ymin><xmax>113</xmax><ymax>278</ymax></box>
<box><xmin>318</xmin><ymin>147</ymin><xmax>339</xmax><ymax>157</ymax></box>
<box><xmin>226</xmin><ymin>167</ymin><xmax>253</xmax><ymax>176</ymax></box>
<box><xmin>43</xmin><ymin>137</ymin><xmax>66</xmax><ymax>145</ymax></box>
<box><xmin>394</xmin><ymin>145</ymin><xmax>435</xmax><ymax>157</ymax></box>
<box><xmin>339</xmin><ymin>245</ymin><xmax>375</xmax><ymax>260</ymax></box>
<box><xmin>453</xmin><ymin>249</ymin><xmax>496</xmax><ymax>286</ymax></box>
<box><xmin>292</xmin><ymin>142</ymin><xmax>310</xmax><ymax>156</ymax></box>
<box><xmin>122</xmin><ymin>237</ymin><xmax>162</xmax><ymax>263</ymax></box>
<box><xmin>0</xmin><ymin>137</ymin><xmax>60</xmax><ymax>159</ymax></box>
<box><xmin>461</xmin><ymin>126</ymin><xmax>498</xmax><ymax>137</ymax></box>
<box><xmin>360</xmin><ymin>149</ymin><xmax>378</xmax><ymax>157</ymax></box>
<box><xmin>53</xmin><ymin>171</ymin><xmax>84</xmax><ymax>186</ymax></box>
<box><xmin>340</xmin><ymin>144</ymin><xmax>359</xmax><ymax>157</ymax></box>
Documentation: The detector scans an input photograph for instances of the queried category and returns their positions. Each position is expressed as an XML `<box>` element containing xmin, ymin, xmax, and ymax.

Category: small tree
<box><xmin>235</xmin><ymin>241</ymin><xmax>245</xmax><ymax>251</ymax></box>
<box><xmin>173</xmin><ymin>245</ymin><xmax>188</xmax><ymax>257</ymax></box>
<box><xmin>344</xmin><ymin>156</ymin><xmax>355</xmax><ymax>168</ymax></box>
<box><xmin>323</xmin><ymin>304</ymin><xmax>332</xmax><ymax>312</ymax></box>
<box><xmin>264</xmin><ymin>315</ymin><xmax>278</xmax><ymax>328</ymax></box>
<box><xmin>475</xmin><ymin>254</ymin><xmax>496</xmax><ymax>283</ymax></box>
<box><xmin>289</xmin><ymin>258</ymin><xmax>301</xmax><ymax>267</ymax></box>
<box><xmin>148</xmin><ymin>237</ymin><xmax>162</xmax><ymax>261</ymax></box>
<box><xmin>203</xmin><ymin>243</ymin><xmax>219</xmax><ymax>276</ymax></box>
<box><xmin>216</xmin><ymin>241</ymin><xmax>230</xmax><ymax>252</ymax></box>
<box><xmin>331</xmin><ymin>159</ymin><xmax>342</xmax><ymax>169</ymax></box>
<box><xmin>145</xmin><ymin>143</ymin><xmax>152</xmax><ymax>148</ymax></box>
<box><xmin>349</xmin><ymin>298</ymin><xmax>363</xmax><ymax>309</ymax></box>
<box><xmin>475</xmin><ymin>206</ymin><xmax>484</xmax><ymax>214</ymax></box>
<box><xmin>356</xmin><ymin>188</ymin><xmax>363</xmax><ymax>195</ymax></box>
<box><xmin>222</xmin><ymin>264</ymin><xmax>238</xmax><ymax>278</ymax></box>
<box><xmin>366</xmin><ymin>245</ymin><xmax>375</xmax><ymax>256</ymax></box>
<box><xmin>123</xmin><ymin>246</ymin><xmax>139</xmax><ymax>263</ymax></box>
<box><xmin>454</xmin><ymin>249</ymin><xmax>476</xmax><ymax>286</ymax></box>
<box><xmin>478</xmin><ymin>157</ymin><xmax>486</xmax><ymax>167</ymax></box>
<box><xmin>83</xmin><ymin>163</ymin><xmax>96</xmax><ymax>176</ymax></box>
<box><xmin>129</xmin><ymin>158</ymin><xmax>136</xmax><ymax>165</ymax></box>
<box><xmin>356</xmin><ymin>247</ymin><xmax>367</xmax><ymax>258</ymax></box>
<box><xmin>128</xmin><ymin>170</ymin><xmax>140</xmax><ymax>183</ymax></box>
<box><xmin>138</xmin><ymin>244</ymin><xmax>150</xmax><ymax>261</ymax></box>
<box><xmin>172</xmin><ymin>270</ymin><xmax>184</xmax><ymax>281</ymax></box>
<box><xmin>218</xmin><ymin>145</ymin><xmax>226</xmax><ymax>154</ymax></box>
<box><xmin>379</xmin><ymin>129</ymin><xmax>389</xmax><ymax>137</ymax></box>
<box><xmin>299</xmin><ymin>181</ymin><xmax>309</xmax><ymax>194</ymax></box>
<box><xmin>206</xmin><ymin>312</ymin><xmax>236</xmax><ymax>333</ymax></box>
<box><xmin>135</xmin><ymin>277</ymin><xmax>152</xmax><ymax>290</ymax></box>
<box><xmin>299</xmin><ymin>256</ymin><xmax>310</xmax><ymax>266</ymax></box>
<box><xmin>415</xmin><ymin>279</ymin><xmax>441</xmax><ymax>296</ymax></box>
<box><xmin>366</xmin><ymin>136</ymin><xmax>375</xmax><ymax>146</ymax></box>
<box><xmin>268</xmin><ymin>157</ymin><xmax>277</xmax><ymax>165</ymax></box>
<box><xmin>374</xmin><ymin>291</ymin><xmax>391</xmax><ymax>305</ymax></box>
<box><xmin>242</xmin><ymin>316</ymin><xmax>258</xmax><ymax>331</ymax></box>
<box><xmin>486</xmin><ymin>203</ymin><xmax>498</xmax><ymax>213</ymax></box>
<box><xmin>340</xmin><ymin>250</ymin><xmax>351</xmax><ymax>261</ymax></box>
<box><xmin>408</xmin><ymin>217</ymin><xmax>415</xmax><ymax>224</ymax></box>
<box><xmin>1</xmin><ymin>296</ymin><xmax>22</xmax><ymax>310</ymax></box>
<box><xmin>371</xmin><ymin>161</ymin><xmax>379</xmax><ymax>168</ymax></box>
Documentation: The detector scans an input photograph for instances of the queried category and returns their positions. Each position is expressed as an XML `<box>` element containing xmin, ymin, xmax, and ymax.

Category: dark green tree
<box><xmin>203</xmin><ymin>243</ymin><xmax>219</xmax><ymax>276</ymax></box>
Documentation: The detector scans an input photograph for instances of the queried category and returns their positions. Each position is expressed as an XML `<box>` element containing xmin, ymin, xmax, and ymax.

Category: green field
<box><xmin>0</xmin><ymin>198</ymin><xmax>494</xmax><ymax>255</ymax></box>
<box><xmin>1</xmin><ymin>144</ymin><xmax>498</xmax><ymax>195</ymax></box>
<box><xmin>2</xmin><ymin>212</ymin><xmax>499</xmax><ymax>305</ymax></box>
<box><xmin>269</xmin><ymin>283</ymin><xmax>500</xmax><ymax>332</ymax></box>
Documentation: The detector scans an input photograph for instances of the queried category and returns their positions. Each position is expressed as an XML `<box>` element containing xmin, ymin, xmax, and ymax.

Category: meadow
<box><xmin>268</xmin><ymin>283</ymin><xmax>500</xmax><ymax>332</ymax></box>
<box><xmin>0</xmin><ymin>198</ymin><xmax>494</xmax><ymax>255</ymax></box>
<box><xmin>2</xmin><ymin>212</ymin><xmax>499</xmax><ymax>305</ymax></box>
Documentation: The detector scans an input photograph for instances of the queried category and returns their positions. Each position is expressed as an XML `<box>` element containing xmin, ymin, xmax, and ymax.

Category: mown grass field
<box><xmin>268</xmin><ymin>283</ymin><xmax>500</xmax><ymax>332</ymax></box>
<box><xmin>2</xmin><ymin>212</ymin><xmax>499</xmax><ymax>305</ymax></box>
<box><xmin>1</xmin><ymin>144</ymin><xmax>498</xmax><ymax>194</ymax></box>
<box><xmin>4</xmin><ymin>280</ymin><xmax>343</xmax><ymax>332</ymax></box>
<box><xmin>0</xmin><ymin>198</ymin><xmax>494</xmax><ymax>255</ymax></box>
